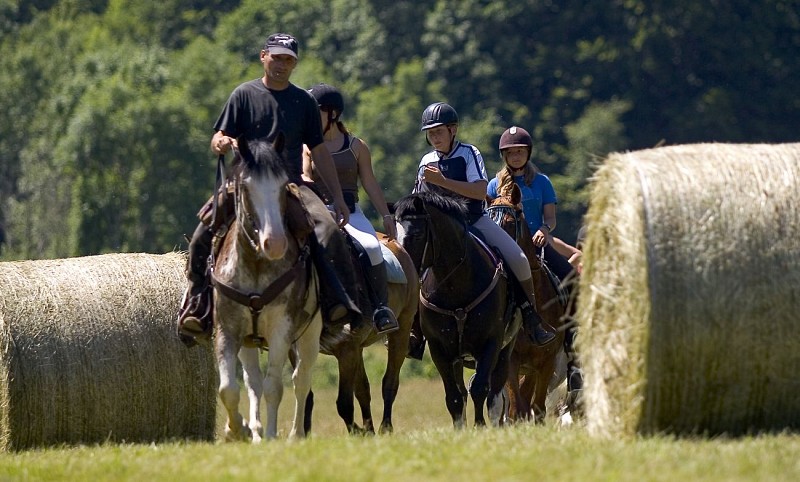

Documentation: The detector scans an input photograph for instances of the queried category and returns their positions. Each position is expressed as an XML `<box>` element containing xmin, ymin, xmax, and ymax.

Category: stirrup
<box><xmin>373</xmin><ymin>306</ymin><xmax>399</xmax><ymax>334</ymax></box>
<box><xmin>531</xmin><ymin>325</ymin><xmax>556</xmax><ymax>346</ymax></box>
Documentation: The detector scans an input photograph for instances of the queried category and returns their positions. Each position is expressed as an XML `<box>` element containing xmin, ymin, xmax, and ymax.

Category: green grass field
<box><xmin>1</xmin><ymin>347</ymin><xmax>799</xmax><ymax>481</ymax></box>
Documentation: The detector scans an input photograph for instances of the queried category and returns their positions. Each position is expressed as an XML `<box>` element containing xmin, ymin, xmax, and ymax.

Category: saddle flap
<box><xmin>285</xmin><ymin>183</ymin><xmax>314</xmax><ymax>239</ymax></box>
<box><xmin>380</xmin><ymin>243</ymin><xmax>407</xmax><ymax>284</ymax></box>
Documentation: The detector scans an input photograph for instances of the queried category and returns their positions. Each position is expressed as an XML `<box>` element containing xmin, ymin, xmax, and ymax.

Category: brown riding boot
<box><xmin>518</xmin><ymin>276</ymin><xmax>556</xmax><ymax>346</ymax></box>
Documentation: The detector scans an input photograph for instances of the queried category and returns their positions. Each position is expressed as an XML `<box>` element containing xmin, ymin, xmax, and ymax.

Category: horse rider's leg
<box><xmin>217</xmin><ymin>329</ymin><xmax>250</xmax><ymax>442</ymax></box>
<box><xmin>564</xmin><ymin>321</ymin><xmax>584</xmax><ymax>414</ymax></box>
<box><xmin>238</xmin><ymin>347</ymin><xmax>264</xmax><ymax>443</ymax></box>
<box><xmin>518</xmin><ymin>276</ymin><xmax>557</xmax><ymax>346</ymax></box>
<box><xmin>345</xmin><ymin>220</ymin><xmax>399</xmax><ymax>334</ymax></box>
<box><xmin>289</xmin><ymin>313</ymin><xmax>322</xmax><ymax>439</ymax></box>
<box><xmin>298</xmin><ymin>185</ymin><xmax>361</xmax><ymax>322</ymax></box>
<box><xmin>353</xmin><ymin>352</ymin><xmax>375</xmax><ymax>434</ymax></box>
<box><xmin>428</xmin><ymin>338</ymin><xmax>466</xmax><ymax>429</ymax></box>
<box><xmin>488</xmin><ymin>344</ymin><xmax>512</xmax><ymax>428</ymax></box>
<box><xmin>332</xmin><ymin>345</ymin><xmax>361</xmax><ymax>434</ymax></box>
<box><xmin>177</xmin><ymin>221</ymin><xmax>214</xmax><ymax>345</ymax></box>
<box><xmin>473</xmin><ymin>216</ymin><xmax>555</xmax><ymax>346</ymax></box>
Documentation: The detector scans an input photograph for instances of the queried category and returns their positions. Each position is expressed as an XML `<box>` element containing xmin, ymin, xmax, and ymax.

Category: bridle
<box><xmin>404</xmin><ymin>204</ymin><xmax>504</xmax><ymax>345</ymax></box>
<box><xmin>209</xmin><ymin>150</ymin><xmax>313</xmax><ymax>347</ymax></box>
<box><xmin>487</xmin><ymin>203</ymin><xmax>524</xmax><ymax>244</ymax></box>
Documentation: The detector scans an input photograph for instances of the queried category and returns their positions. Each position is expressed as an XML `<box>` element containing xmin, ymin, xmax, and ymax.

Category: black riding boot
<box><xmin>518</xmin><ymin>276</ymin><xmax>556</xmax><ymax>346</ymax></box>
<box><xmin>364</xmin><ymin>261</ymin><xmax>399</xmax><ymax>334</ymax></box>
<box><xmin>309</xmin><ymin>236</ymin><xmax>360</xmax><ymax>324</ymax></box>
<box><xmin>177</xmin><ymin>222</ymin><xmax>214</xmax><ymax>346</ymax></box>
<box><xmin>564</xmin><ymin>324</ymin><xmax>583</xmax><ymax>392</ymax></box>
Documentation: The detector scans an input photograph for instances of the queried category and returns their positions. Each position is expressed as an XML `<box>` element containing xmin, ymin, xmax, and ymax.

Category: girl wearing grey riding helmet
<box><xmin>413</xmin><ymin>102</ymin><xmax>555</xmax><ymax>346</ymax></box>
<box><xmin>302</xmin><ymin>83</ymin><xmax>399</xmax><ymax>334</ymax></box>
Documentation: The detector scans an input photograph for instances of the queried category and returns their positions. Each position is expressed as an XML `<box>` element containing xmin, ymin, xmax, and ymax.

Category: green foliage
<box><xmin>1</xmin><ymin>0</ymin><xmax>798</xmax><ymax>259</ymax></box>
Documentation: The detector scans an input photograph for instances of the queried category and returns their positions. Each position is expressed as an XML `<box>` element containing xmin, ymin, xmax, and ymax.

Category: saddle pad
<box><xmin>380</xmin><ymin>243</ymin><xmax>407</xmax><ymax>284</ymax></box>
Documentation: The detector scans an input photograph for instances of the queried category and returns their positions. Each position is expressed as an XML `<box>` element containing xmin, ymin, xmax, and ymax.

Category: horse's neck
<box><xmin>427</xmin><ymin>219</ymin><xmax>488</xmax><ymax>290</ymax></box>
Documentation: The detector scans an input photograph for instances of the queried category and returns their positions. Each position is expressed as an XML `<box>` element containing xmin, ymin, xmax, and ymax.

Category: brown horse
<box><xmin>314</xmin><ymin>232</ymin><xmax>419</xmax><ymax>435</ymax></box>
<box><xmin>487</xmin><ymin>184</ymin><xmax>566</xmax><ymax>423</ymax></box>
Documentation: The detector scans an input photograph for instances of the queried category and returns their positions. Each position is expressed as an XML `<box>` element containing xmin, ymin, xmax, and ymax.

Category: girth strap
<box><xmin>419</xmin><ymin>264</ymin><xmax>505</xmax><ymax>347</ymax></box>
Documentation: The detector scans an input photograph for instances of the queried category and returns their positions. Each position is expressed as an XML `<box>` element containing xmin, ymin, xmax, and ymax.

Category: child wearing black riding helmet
<box><xmin>302</xmin><ymin>82</ymin><xmax>399</xmax><ymax>334</ymax></box>
<box><xmin>412</xmin><ymin>102</ymin><xmax>556</xmax><ymax>347</ymax></box>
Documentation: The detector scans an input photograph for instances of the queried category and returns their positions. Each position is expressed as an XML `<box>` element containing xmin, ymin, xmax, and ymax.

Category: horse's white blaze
<box><xmin>247</xmin><ymin>171</ymin><xmax>289</xmax><ymax>260</ymax></box>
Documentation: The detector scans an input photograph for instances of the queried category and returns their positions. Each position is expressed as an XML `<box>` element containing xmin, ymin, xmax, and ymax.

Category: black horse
<box><xmin>395</xmin><ymin>191</ymin><xmax>517</xmax><ymax>428</ymax></box>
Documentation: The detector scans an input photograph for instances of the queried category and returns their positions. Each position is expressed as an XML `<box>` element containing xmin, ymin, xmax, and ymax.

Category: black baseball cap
<box><xmin>264</xmin><ymin>33</ymin><xmax>298</xmax><ymax>59</ymax></box>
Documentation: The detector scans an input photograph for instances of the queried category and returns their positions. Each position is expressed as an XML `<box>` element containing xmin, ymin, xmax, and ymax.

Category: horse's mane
<box><xmin>234</xmin><ymin>138</ymin><xmax>287</xmax><ymax>180</ymax></box>
<box><xmin>394</xmin><ymin>191</ymin><xmax>469</xmax><ymax>224</ymax></box>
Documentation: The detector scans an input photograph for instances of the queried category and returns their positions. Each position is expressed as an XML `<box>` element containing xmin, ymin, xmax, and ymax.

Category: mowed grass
<box><xmin>1</xmin><ymin>347</ymin><xmax>800</xmax><ymax>481</ymax></box>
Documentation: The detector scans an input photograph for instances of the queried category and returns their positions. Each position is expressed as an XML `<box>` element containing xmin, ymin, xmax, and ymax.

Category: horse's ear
<box><xmin>511</xmin><ymin>183</ymin><xmax>521</xmax><ymax>205</ymax></box>
<box><xmin>273</xmin><ymin>131</ymin><xmax>286</xmax><ymax>155</ymax></box>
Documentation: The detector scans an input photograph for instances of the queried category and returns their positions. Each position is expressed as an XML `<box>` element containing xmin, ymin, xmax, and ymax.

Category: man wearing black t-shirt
<box><xmin>177</xmin><ymin>33</ymin><xmax>367</xmax><ymax>346</ymax></box>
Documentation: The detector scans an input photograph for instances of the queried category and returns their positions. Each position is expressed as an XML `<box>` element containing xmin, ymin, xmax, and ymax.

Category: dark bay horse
<box><xmin>487</xmin><ymin>184</ymin><xmax>566</xmax><ymax>423</ymax></box>
<box><xmin>212</xmin><ymin>138</ymin><xmax>321</xmax><ymax>442</ymax></box>
<box><xmin>395</xmin><ymin>191</ymin><xmax>515</xmax><ymax>428</ymax></box>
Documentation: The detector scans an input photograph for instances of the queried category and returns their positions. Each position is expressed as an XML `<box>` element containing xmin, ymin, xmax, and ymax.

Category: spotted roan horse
<box><xmin>395</xmin><ymin>191</ymin><xmax>516</xmax><ymax>428</ymax></box>
<box><xmin>487</xmin><ymin>184</ymin><xmax>566</xmax><ymax>423</ymax></box>
<box><xmin>211</xmin><ymin>138</ymin><xmax>322</xmax><ymax>442</ymax></box>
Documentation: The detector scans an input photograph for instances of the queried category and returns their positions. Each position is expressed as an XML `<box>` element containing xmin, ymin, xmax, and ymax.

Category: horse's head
<box><xmin>233</xmin><ymin>136</ymin><xmax>290</xmax><ymax>260</ymax></box>
<box><xmin>487</xmin><ymin>183</ymin><xmax>525</xmax><ymax>243</ymax></box>
<box><xmin>395</xmin><ymin>191</ymin><xmax>468</xmax><ymax>272</ymax></box>
<box><xmin>487</xmin><ymin>183</ymin><xmax>543</xmax><ymax>268</ymax></box>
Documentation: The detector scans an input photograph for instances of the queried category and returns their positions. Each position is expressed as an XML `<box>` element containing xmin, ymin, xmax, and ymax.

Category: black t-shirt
<box><xmin>213</xmin><ymin>79</ymin><xmax>324</xmax><ymax>180</ymax></box>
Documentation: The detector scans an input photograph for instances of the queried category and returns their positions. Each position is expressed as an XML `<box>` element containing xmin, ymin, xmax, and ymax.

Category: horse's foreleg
<box><xmin>532</xmin><ymin>357</ymin><xmax>557</xmax><ymax>424</ymax></box>
<box><xmin>217</xmin><ymin>332</ymin><xmax>250</xmax><ymax>442</ymax></box>
<box><xmin>289</xmin><ymin>315</ymin><xmax>321</xmax><ymax>439</ymax></box>
<box><xmin>488</xmin><ymin>345</ymin><xmax>512</xmax><ymax>427</ymax></box>
<box><xmin>379</xmin><ymin>324</ymin><xmax>410</xmax><ymax>434</ymax></box>
<box><xmin>471</xmin><ymin>342</ymin><xmax>501</xmax><ymax>428</ymax></box>
<box><xmin>238</xmin><ymin>347</ymin><xmax>263</xmax><ymax>442</ymax></box>
<box><xmin>353</xmin><ymin>351</ymin><xmax>375</xmax><ymax>434</ymax></box>
<box><xmin>333</xmin><ymin>346</ymin><xmax>360</xmax><ymax>434</ymax></box>
<box><xmin>506</xmin><ymin>357</ymin><xmax>523</xmax><ymax>422</ymax></box>
<box><xmin>429</xmin><ymin>341</ymin><xmax>466</xmax><ymax>429</ymax></box>
<box><xmin>263</xmin><ymin>334</ymin><xmax>288</xmax><ymax>440</ymax></box>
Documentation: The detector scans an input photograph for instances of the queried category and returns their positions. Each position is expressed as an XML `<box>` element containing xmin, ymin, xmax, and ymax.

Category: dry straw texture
<box><xmin>580</xmin><ymin>143</ymin><xmax>800</xmax><ymax>437</ymax></box>
<box><xmin>0</xmin><ymin>252</ymin><xmax>217</xmax><ymax>451</ymax></box>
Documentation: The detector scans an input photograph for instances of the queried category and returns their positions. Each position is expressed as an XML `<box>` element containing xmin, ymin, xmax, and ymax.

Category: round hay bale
<box><xmin>579</xmin><ymin>143</ymin><xmax>800</xmax><ymax>437</ymax></box>
<box><xmin>0</xmin><ymin>252</ymin><xmax>217</xmax><ymax>451</ymax></box>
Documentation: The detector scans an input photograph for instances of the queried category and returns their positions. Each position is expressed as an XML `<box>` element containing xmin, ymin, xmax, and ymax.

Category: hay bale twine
<box><xmin>0</xmin><ymin>252</ymin><xmax>217</xmax><ymax>451</ymax></box>
<box><xmin>580</xmin><ymin>143</ymin><xmax>800</xmax><ymax>437</ymax></box>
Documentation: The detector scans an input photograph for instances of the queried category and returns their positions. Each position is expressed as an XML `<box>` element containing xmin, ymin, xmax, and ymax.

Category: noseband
<box><xmin>233</xmin><ymin>176</ymin><xmax>262</xmax><ymax>253</ymax></box>
<box><xmin>487</xmin><ymin>204</ymin><xmax>523</xmax><ymax>243</ymax></box>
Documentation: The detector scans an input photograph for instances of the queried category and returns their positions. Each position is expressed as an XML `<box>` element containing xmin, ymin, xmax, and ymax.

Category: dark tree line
<box><xmin>1</xmin><ymin>0</ymin><xmax>797</xmax><ymax>259</ymax></box>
